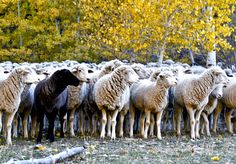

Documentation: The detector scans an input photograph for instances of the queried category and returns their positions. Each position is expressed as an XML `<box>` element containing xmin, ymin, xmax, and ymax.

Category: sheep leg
<box><xmin>162</xmin><ymin>110</ymin><xmax>168</xmax><ymax>132</ymax></box>
<box><xmin>144</xmin><ymin>110</ymin><xmax>151</xmax><ymax>139</ymax></box>
<box><xmin>48</xmin><ymin>119</ymin><xmax>55</xmax><ymax>142</ymax></box>
<box><xmin>78</xmin><ymin>110</ymin><xmax>84</xmax><ymax>135</ymax></box>
<box><xmin>107</xmin><ymin>113</ymin><xmax>112</xmax><ymax>137</ymax></box>
<box><xmin>129</xmin><ymin>103</ymin><xmax>135</xmax><ymax>137</ymax></box>
<box><xmin>156</xmin><ymin>111</ymin><xmax>163</xmax><ymax>140</ymax></box>
<box><xmin>174</xmin><ymin>104</ymin><xmax>182</xmax><ymax>136</ymax></box>
<box><xmin>195</xmin><ymin>109</ymin><xmax>203</xmax><ymax>139</ymax></box>
<box><xmin>140</xmin><ymin>112</ymin><xmax>145</xmax><ymax>138</ymax></box>
<box><xmin>200</xmin><ymin>116</ymin><xmax>205</xmax><ymax>135</ymax></box>
<box><xmin>111</xmin><ymin>110</ymin><xmax>119</xmax><ymax>140</ymax></box>
<box><xmin>212</xmin><ymin>102</ymin><xmax>223</xmax><ymax>133</ymax></box>
<box><xmin>3</xmin><ymin>113</ymin><xmax>8</xmax><ymax>139</ymax></box>
<box><xmin>118</xmin><ymin>111</ymin><xmax>125</xmax><ymax>137</ymax></box>
<box><xmin>186</xmin><ymin>106</ymin><xmax>196</xmax><ymax>140</ymax></box>
<box><xmin>225</xmin><ymin>108</ymin><xmax>233</xmax><ymax>134</ymax></box>
<box><xmin>13</xmin><ymin>114</ymin><xmax>18</xmax><ymax>138</ymax></box>
<box><xmin>183</xmin><ymin>109</ymin><xmax>190</xmax><ymax>132</ymax></box>
<box><xmin>0</xmin><ymin>111</ymin><xmax>2</xmax><ymax>133</ymax></box>
<box><xmin>31</xmin><ymin>114</ymin><xmax>37</xmax><ymax>138</ymax></box>
<box><xmin>92</xmin><ymin>113</ymin><xmax>99</xmax><ymax>135</ymax></box>
<box><xmin>22</xmin><ymin>113</ymin><xmax>29</xmax><ymax>139</ymax></box>
<box><xmin>149</xmin><ymin>114</ymin><xmax>155</xmax><ymax>137</ymax></box>
<box><xmin>6</xmin><ymin>111</ymin><xmax>16</xmax><ymax>145</ymax></box>
<box><xmin>36</xmin><ymin>113</ymin><xmax>44</xmax><ymax>144</ymax></box>
<box><xmin>202</xmin><ymin>112</ymin><xmax>210</xmax><ymax>136</ymax></box>
<box><xmin>100</xmin><ymin>109</ymin><xmax>107</xmax><ymax>139</ymax></box>
<box><xmin>59</xmin><ymin>111</ymin><xmax>67</xmax><ymax>138</ymax></box>
<box><xmin>68</xmin><ymin>109</ymin><xmax>76</xmax><ymax>137</ymax></box>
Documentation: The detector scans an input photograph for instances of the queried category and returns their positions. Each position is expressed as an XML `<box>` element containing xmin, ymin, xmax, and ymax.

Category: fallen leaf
<box><xmin>52</xmin><ymin>148</ymin><xmax>58</xmax><ymax>152</ymax></box>
<box><xmin>34</xmin><ymin>144</ymin><xmax>46</xmax><ymax>151</ymax></box>
<box><xmin>211</xmin><ymin>156</ymin><xmax>220</xmax><ymax>161</ymax></box>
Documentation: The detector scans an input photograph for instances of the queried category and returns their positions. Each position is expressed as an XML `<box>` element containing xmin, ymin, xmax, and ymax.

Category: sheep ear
<box><xmin>20</xmin><ymin>69</ymin><xmax>30</xmax><ymax>75</ymax></box>
<box><xmin>213</xmin><ymin>69</ymin><xmax>222</xmax><ymax>76</ymax></box>
<box><xmin>71</xmin><ymin>67</ymin><xmax>77</xmax><ymax>73</ymax></box>
<box><xmin>159</xmin><ymin>74</ymin><xmax>165</xmax><ymax>79</ymax></box>
<box><xmin>88</xmin><ymin>69</ymin><xmax>94</xmax><ymax>73</ymax></box>
<box><xmin>184</xmin><ymin>69</ymin><xmax>192</xmax><ymax>74</ymax></box>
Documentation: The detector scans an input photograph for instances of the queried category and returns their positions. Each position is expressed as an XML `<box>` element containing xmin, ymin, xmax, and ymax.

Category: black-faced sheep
<box><xmin>130</xmin><ymin>70</ymin><xmax>177</xmax><ymax>139</ymax></box>
<box><xmin>34</xmin><ymin>69</ymin><xmax>80</xmax><ymax>143</ymax></box>
<box><xmin>0</xmin><ymin>66</ymin><xmax>40</xmax><ymax>145</ymax></box>
<box><xmin>174</xmin><ymin>66</ymin><xmax>229</xmax><ymax>140</ymax></box>
<box><xmin>94</xmin><ymin>65</ymin><xmax>139</xmax><ymax>139</ymax></box>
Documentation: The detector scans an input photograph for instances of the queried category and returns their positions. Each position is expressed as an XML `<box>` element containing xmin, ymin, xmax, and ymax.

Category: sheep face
<box><xmin>124</xmin><ymin>67</ymin><xmax>139</xmax><ymax>83</ymax></box>
<box><xmin>103</xmin><ymin>59</ymin><xmax>123</xmax><ymax>74</ymax></box>
<box><xmin>212</xmin><ymin>68</ymin><xmax>229</xmax><ymax>85</ymax></box>
<box><xmin>158</xmin><ymin>71</ymin><xmax>177</xmax><ymax>87</ymax></box>
<box><xmin>71</xmin><ymin>64</ymin><xmax>90</xmax><ymax>82</ymax></box>
<box><xmin>17</xmin><ymin>67</ymin><xmax>41</xmax><ymax>84</ymax></box>
<box><xmin>53</xmin><ymin>69</ymin><xmax>80</xmax><ymax>86</ymax></box>
<box><xmin>211</xmin><ymin>84</ymin><xmax>224</xmax><ymax>99</ymax></box>
<box><xmin>132</xmin><ymin>65</ymin><xmax>149</xmax><ymax>79</ymax></box>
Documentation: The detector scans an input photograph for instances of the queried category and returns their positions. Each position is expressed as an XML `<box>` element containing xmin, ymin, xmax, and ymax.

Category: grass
<box><xmin>0</xmin><ymin>132</ymin><xmax>236</xmax><ymax>163</ymax></box>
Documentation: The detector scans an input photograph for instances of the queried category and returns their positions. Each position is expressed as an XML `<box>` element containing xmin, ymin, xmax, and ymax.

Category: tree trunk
<box><xmin>55</xmin><ymin>19</ymin><xmax>63</xmax><ymax>55</ymax></box>
<box><xmin>157</xmin><ymin>47</ymin><xmax>165</xmax><ymax>66</ymax></box>
<box><xmin>18</xmin><ymin>0</ymin><xmax>22</xmax><ymax>47</ymax></box>
<box><xmin>6</xmin><ymin>146</ymin><xmax>85</xmax><ymax>164</ymax></box>
<box><xmin>189</xmin><ymin>49</ymin><xmax>195</xmax><ymax>65</ymax></box>
<box><xmin>207</xmin><ymin>51</ymin><xmax>216</xmax><ymax>67</ymax></box>
<box><xmin>206</xmin><ymin>6</ymin><xmax>216</xmax><ymax>68</ymax></box>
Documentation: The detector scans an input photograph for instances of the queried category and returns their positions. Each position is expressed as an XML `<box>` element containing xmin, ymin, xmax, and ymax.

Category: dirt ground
<box><xmin>0</xmin><ymin>131</ymin><xmax>236</xmax><ymax>164</ymax></box>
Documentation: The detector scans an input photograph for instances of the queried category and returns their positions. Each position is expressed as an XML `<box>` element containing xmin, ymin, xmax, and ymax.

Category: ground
<box><xmin>0</xmin><ymin>132</ymin><xmax>236</xmax><ymax>163</ymax></box>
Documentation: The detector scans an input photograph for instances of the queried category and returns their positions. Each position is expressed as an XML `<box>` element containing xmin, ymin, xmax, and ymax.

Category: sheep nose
<box><xmin>216</xmin><ymin>94</ymin><xmax>222</xmax><ymax>99</ymax></box>
<box><xmin>86</xmin><ymin>78</ymin><xmax>90</xmax><ymax>83</ymax></box>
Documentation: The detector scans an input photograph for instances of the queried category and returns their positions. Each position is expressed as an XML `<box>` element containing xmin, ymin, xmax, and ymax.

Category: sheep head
<box><xmin>158</xmin><ymin>71</ymin><xmax>178</xmax><ymax>88</ymax></box>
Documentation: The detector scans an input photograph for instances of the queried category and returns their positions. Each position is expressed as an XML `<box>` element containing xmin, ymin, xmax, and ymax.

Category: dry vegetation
<box><xmin>0</xmin><ymin>131</ymin><xmax>236</xmax><ymax>163</ymax></box>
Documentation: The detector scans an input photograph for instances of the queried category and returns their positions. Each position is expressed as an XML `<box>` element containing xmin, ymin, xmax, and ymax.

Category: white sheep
<box><xmin>200</xmin><ymin>84</ymin><xmax>225</xmax><ymax>136</ymax></box>
<box><xmin>94</xmin><ymin>65</ymin><xmax>139</xmax><ymax>139</ymax></box>
<box><xmin>212</xmin><ymin>77</ymin><xmax>236</xmax><ymax>134</ymax></box>
<box><xmin>0</xmin><ymin>66</ymin><xmax>40</xmax><ymax>145</ymax></box>
<box><xmin>130</xmin><ymin>70</ymin><xmax>177</xmax><ymax>139</ymax></box>
<box><xmin>67</xmin><ymin>64</ymin><xmax>90</xmax><ymax>137</ymax></box>
<box><xmin>81</xmin><ymin>59</ymin><xmax>123</xmax><ymax>135</ymax></box>
<box><xmin>174</xmin><ymin>66</ymin><xmax>229</xmax><ymax>140</ymax></box>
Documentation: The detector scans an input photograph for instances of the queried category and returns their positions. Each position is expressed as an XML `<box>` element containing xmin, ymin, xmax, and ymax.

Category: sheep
<box><xmin>131</xmin><ymin>63</ymin><xmax>150</xmax><ymax>79</ymax></box>
<box><xmin>173</xmin><ymin>66</ymin><xmax>229</xmax><ymax>140</ymax></box>
<box><xmin>0</xmin><ymin>66</ymin><xmax>40</xmax><ymax>145</ymax></box>
<box><xmin>67</xmin><ymin>64</ymin><xmax>90</xmax><ymax>137</ymax></box>
<box><xmin>130</xmin><ymin>70</ymin><xmax>178</xmax><ymax>139</ymax></box>
<box><xmin>200</xmin><ymin>84</ymin><xmax>225</xmax><ymax>136</ymax></box>
<box><xmin>34</xmin><ymin>69</ymin><xmax>80</xmax><ymax>143</ymax></box>
<box><xmin>116</xmin><ymin>63</ymin><xmax>152</xmax><ymax>137</ymax></box>
<box><xmin>212</xmin><ymin>77</ymin><xmax>236</xmax><ymax>134</ymax></box>
<box><xmin>12</xmin><ymin>84</ymin><xmax>36</xmax><ymax>139</ymax></box>
<box><xmin>81</xmin><ymin>59</ymin><xmax>123</xmax><ymax>135</ymax></box>
<box><xmin>94</xmin><ymin>65</ymin><xmax>139</xmax><ymax>139</ymax></box>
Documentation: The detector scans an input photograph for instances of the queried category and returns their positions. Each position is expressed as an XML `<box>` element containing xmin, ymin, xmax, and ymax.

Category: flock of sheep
<box><xmin>0</xmin><ymin>59</ymin><xmax>236</xmax><ymax>146</ymax></box>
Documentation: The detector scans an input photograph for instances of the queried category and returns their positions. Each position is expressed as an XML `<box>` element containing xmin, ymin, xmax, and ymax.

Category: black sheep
<box><xmin>34</xmin><ymin>69</ymin><xmax>80</xmax><ymax>143</ymax></box>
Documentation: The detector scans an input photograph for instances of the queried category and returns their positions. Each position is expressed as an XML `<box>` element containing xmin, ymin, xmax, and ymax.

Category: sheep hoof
<box><xmin>190</xmin><ymin>138</ymin><xmax>195</xmax><ymax>142</ymax></box>
<box><xmin>118</xmin><ymin>133</ymin><xmax>123</xmax><ymax>138</ymax></box>
<box><xmin>157</xmin><ymin>137</ymin><xmax>162</xmax><ymax>140</ymax></box>
<box><xmin>206</xmin><ymin>133</ymin><xmax>211</xmax><ymax>137</ymax></box>
<box><xmin>196</xmin><ymin>134</ymin><xmax>200</xmax><ymax>139</ymax></box>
